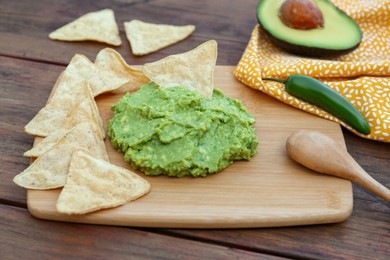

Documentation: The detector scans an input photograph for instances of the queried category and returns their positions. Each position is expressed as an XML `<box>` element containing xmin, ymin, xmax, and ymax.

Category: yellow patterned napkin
<box><xmin>234</xmin><ymin>0</ymin><xmax>390</xmax><ymax>143</ymax></box>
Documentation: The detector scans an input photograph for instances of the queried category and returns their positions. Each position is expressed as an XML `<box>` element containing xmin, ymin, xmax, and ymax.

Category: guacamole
<box><xmin>108</xmin><ymin>83</ymin><xmax>259</xmax><ymax>177</ymax></box>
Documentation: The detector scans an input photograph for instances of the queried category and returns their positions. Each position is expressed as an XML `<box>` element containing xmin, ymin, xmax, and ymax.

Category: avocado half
<box><xmin>257</xmin><ymin>0</ymin><xmax>363</xmax><ymax>57</ymax></box>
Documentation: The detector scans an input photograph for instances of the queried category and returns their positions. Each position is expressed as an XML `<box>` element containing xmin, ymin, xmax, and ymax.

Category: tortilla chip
<box><xmin>24</xmin><ymin>91</ymin><xmax>104</xmax><ymax>157</ymax></box>
<box><xmin>56</xmin><ymin>150</ymin><xmax>151</xmax><ymax>215</ymax></box>
<box><xmin>58</xmin><ymin>76</ymin><xmax>104</xmax><ymax>137</ymax></box>
<box><xmin>61</xmin><ymin>53</ymin><xmax>129</xmax><ymax>96</ymax></box>
<box><xmin>24</xmin><ymin>79</ymin><xmax>93</xmax><ymax>137</ymax></box>
<box><xmin>124</xmin><ymin>20</ymin><xmax>195</xmax><ymax>56</ymax></box>
<box><xmin>14</xmin><ymin>122</ymin><xmax>109</xmax><ymax>190</ymax></box>
<box><xmin>95</xmin><ymin>48</ymin><xmax>149</xmax><ymax>94</ymax></box>
<box><xmin>142</xmin><ymin>40</ymin><xmax>217</xmax><ymax>98</ymax></box>
<box><xmin>24</xmin><ymin>53</ymin><xmax>131</xmax><ymax>137</ymax></box>
<box><xmin>49</xmin><ymin>9</ymin><xmax>121</xmax><ymax>46</ymax></box>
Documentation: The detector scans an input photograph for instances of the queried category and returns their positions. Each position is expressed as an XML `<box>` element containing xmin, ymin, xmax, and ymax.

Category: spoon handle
<box><xmin>286</xmin><ymin>130</ymin><xmax>390</xmax><ymax>203</ymax></box>
<box><xmin>351</xmin><ymin>160</ymin><xmax>390</xmax><ymax>203</ymax></box>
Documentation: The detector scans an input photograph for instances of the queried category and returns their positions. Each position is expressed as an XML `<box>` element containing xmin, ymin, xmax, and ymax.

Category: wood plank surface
<box><xmin>0</xmin><ymin>56</ymin><xmax>64</xmax><ymax>205</ymax></box>
<box><xmin>0</xmin><ymin>0</ymin><xmax>258</xmax><ymax>65</ymax></box>
<box><xmin>1</xmin><ymin>0</ymin><xmax>389</xmax><ymax>259</ymax></box>
<box><xmin>0</xmin><ymin>205</ymin><xmax>283</xmax><ymax>260</ymax></box>
<box><xmin>27</xmin><ymin>66</ymin><xmax>352</xmax><ymax>228</ymax></box>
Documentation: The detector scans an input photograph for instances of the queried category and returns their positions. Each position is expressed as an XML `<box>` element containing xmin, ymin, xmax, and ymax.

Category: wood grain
<box><xmin>0</xmin><ymin>205</ymin><xmax>281</xmax><ymax>260</ymax></box>
<box><xmin>0</xmin><ymin>56</ymin><xmax>64</xmax><ymax>205</ymax></box>
<box><xmin>0</xmin><ymin>0</ymin><xmax>258</xmax><ymax>66</ymax></box>
<box><xmin>27</xmin><ymin>66</ymin><xmax>352</xmax><ymax>228</ymax></box>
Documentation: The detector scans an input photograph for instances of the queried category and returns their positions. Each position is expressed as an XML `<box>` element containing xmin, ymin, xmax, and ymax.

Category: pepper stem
<box><xmin>262</xmin><ymin>78</ymin><xmax>287</xmax><ymax>84</ymax></box>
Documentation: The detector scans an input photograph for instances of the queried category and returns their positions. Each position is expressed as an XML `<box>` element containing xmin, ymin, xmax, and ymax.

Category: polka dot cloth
<box><xmin>234</xmin><ymin>0</ymin><xmax>390</xmax><ymax>142</ymax></box>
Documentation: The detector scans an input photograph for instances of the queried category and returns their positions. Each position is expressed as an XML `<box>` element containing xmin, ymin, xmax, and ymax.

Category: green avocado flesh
<box><xmin>257</xmin><ymin>0</ymin><xmax>362</xmax><ymax>57</ymax></box>
<box><xmin>108</xmin><ymin>83</ymin><xmax>259</xmax><ymax>177</ymax></box>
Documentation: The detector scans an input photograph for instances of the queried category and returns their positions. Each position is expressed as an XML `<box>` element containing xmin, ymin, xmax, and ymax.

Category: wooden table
<box><xmin>1</xmin><ymin>0</ymin><xmax>389</xmax><ymax>259</ymax></box>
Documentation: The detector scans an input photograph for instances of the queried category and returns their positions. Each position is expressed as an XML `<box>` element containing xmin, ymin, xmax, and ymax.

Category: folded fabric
<box><xmin>234</xmin><ymin>0</ymin><xmax>389</xmax><ymax>143</ymax></box>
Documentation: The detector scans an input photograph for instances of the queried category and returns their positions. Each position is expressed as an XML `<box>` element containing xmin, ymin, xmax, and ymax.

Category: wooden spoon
<box><xmin>286</xmin><ymin>130</ymin><xmax>390</xmax><ymax>203</ymax></box>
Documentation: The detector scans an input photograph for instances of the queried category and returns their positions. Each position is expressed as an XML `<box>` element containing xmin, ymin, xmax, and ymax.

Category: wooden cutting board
<box><xmin>27</xmin><ymin>66</ymin><xmax>352</xmax><ymax>228</ymax></box>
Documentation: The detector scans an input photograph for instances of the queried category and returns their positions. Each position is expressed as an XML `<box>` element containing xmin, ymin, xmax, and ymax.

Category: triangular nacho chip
<box><xmin>61</xmin><ymin>53</ymin><xmax>129</xmax><ymax>96</ymax></box>
<box><xmin>24</xmin><ymin>53</ymin><xmax>130</xmax><ymax>137</ymax></box>
<box><xmin>24</xmin><ymin>91</ymin><xmax>104</xmax><ymax>157</ymax></box>
<box><xmin>124</xmin><ymin>20</ymin><xmax>195</xmax><ymax>56</ymax></box>
<box><xmin>56</xmin><ymin>150</ymin><xmax>151</xmax><ymax>215</ymax></box>
<box><xmin>14</xmin><ymin>122</ymin><xmax>109</xmax><ymax>190</ymax></box>
<box><xmin>49</xmin><ymin>9</ymin><xmax>121</xmax><ymax>46</ymax></box>
<box><xmin>95</xmin><ymin>48</ymin><xmax>149</xmax><ymax>94</ymax></box>
<box><xmin>142</xmin><ymin>40</ymin><xmax>217</xmax><ymax>98</ymax></box>
<box><xmin>24</xmin><ymin>79</ymin><xmax>93</xmax><ymax>137</ymax></box>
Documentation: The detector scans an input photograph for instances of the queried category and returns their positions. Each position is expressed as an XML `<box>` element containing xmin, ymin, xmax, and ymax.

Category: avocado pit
<box><xmin>279</xmin><ymin>0</ymin><xmax>324</xmax><ymax>30</ymax></box>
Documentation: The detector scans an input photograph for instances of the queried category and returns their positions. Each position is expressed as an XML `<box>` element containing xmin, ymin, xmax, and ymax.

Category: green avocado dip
<box><xmin>108</xmin><ymin>82</ymin><xmax>259</xmax><ymax>177</ymax></box>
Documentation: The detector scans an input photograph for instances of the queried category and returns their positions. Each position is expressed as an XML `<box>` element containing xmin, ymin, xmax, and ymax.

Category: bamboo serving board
<box><xmin>27</xmin><ymin>66</ymin><xmax>352</xmax><ymax>228</ymax></box>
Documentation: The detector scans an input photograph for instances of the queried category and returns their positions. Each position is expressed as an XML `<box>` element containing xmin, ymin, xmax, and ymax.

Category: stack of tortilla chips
<box><xmin>14</xmin><ymin>48</ymin><xmax>151</xmax><ymax>214</ymax></box>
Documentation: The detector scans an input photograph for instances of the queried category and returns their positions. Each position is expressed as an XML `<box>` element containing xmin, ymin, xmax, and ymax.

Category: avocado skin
<box><xmin>261</xmin><ymin>27</ymin><xmax>361</xmax><ymax>57</ymax></box>
<box><xmin>257</xmin><ymin>0</ymin><xmax>362</xmax><ymax>58</ymax></box>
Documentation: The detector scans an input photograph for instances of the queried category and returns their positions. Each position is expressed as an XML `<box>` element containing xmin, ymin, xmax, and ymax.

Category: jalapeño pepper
<box><xmin>263</xmin><ymin>74</ymin><xmax>371</xmax><ymax>135</ymax></box>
